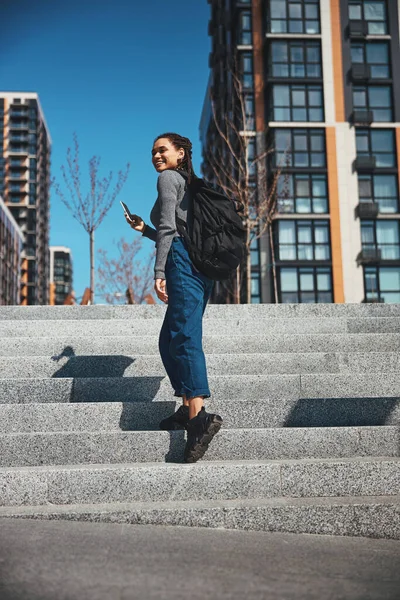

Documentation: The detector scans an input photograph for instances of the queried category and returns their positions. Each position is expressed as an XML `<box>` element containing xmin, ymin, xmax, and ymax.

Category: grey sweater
<box><xmin>142</xmin><ymin>169</ymin><xmax>190</xmax><ymax>279</ymax></box>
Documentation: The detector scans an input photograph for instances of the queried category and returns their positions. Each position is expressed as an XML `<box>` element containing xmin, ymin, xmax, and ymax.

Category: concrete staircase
<box><xmin>0</xmin><ymin>303</ymin><xmax>399</xmax><ymax>539</ymax></box>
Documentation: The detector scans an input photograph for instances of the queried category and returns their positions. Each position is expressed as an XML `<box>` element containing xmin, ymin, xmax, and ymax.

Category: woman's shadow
<box><xmin>51</xmin><ymin>345</ymin><xmax>183</xmax><ymax>461</ymax></box>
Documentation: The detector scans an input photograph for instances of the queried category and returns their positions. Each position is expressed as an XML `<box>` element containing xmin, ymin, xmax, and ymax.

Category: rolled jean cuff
<box><xmin>179</xmin><ymin>386</ymin><xmax>211</xmax><ymax>400</ymax></box>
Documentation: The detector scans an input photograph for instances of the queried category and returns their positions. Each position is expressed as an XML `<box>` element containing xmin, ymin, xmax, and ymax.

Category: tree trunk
<box><xmin>268</xmin><ymin>223</ymin><xmax>278</xmax><ymax>303</ymax></box>
<box><xmin>90</xmin><ymin>229</ymin><xmax>95</xmax><ymax>305</ymax></box>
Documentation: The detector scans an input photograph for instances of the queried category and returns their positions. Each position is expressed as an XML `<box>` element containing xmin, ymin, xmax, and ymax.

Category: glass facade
<box><xmin>348</xmin><ymin>0</ymin><xmax>388</xmax><ymax>35</ymax></box>
<box><xmin>269</xmin><ymin>41</ymin><xmax>322</xmax><ymax>79</ymax></box>
<box><xmin>364</xmin><ymin>266</ymin><xmax>400</xmax><ymax>303</ymax></box>
<box><xmin>351</xmin><ymin>42</ymin><xmax>390</xmax><ymax>79</ymax></box>
<box><xmin>0</xmin><ymin>198</ymin><xmax>23</xmax><ymax>305</ymax></box>
<box><xmin>279</xmin><ymin>266</ymin><xmax>333</xmax><ymax>303</ymax></box>
<box><xmin>356</xmin><ymin>129</ymin><xmax>396</xmax><ymax>167</ymax></box>
<box><xmin>277</xmin><ymin>220</ymin><xmax>331</xmax><ymax>261</ymax></box>
<box><xmin>51</xmin><ymin>249</ymin><xmax>73</xmax><ymax>305</ymax></box>
<box><xmin>271</xmin><ymin>84</ymin><xmax>324</xmax><ymax>122</ymax></box>
<box><xmin>361</xmin><ymin>220</ymin><xmax>400</xmax><ymax>260</ymax></box>
<box><xmin>357</xmin><ymin>174</ymin><xmax>399</xmax><ymax>213</ymax></box>
<box><xmin>268</xmin><ymin>0</ymin><xmax>320</xmax><ymax>34</ymax></box>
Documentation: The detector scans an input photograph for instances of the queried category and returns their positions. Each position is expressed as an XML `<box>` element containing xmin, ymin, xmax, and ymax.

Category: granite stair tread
<box><xmin>0</xmin><ymin>426</ymin><xmax>398</xmax><ymax>467</ymax></box>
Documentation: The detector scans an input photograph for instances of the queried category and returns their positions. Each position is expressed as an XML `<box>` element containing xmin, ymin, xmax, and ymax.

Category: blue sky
<box><xmin>0</xmin><ymin>0</ymin><xmax>211</xmax><ymax>301</ymax></box>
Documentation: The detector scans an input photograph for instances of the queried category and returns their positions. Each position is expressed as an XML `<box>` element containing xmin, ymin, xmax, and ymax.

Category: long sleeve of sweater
<box><xmin>141</xmin><ymin>224</ymin><xmax>157</xmax><ymax>242</ymax></box>
<box><xmin>154</xmin><ymin>170</ymin><xmax>182</xmax><ymax>280</ymax></box>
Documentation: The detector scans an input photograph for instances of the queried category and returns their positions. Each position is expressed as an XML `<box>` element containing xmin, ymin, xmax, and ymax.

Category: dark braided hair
<box><xmin>154</xmin><ymin>132</ymin><xmax>195</xmax><ymax>184</ymax></box>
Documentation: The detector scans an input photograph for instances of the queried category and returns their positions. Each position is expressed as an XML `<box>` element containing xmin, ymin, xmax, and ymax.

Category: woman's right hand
<box><xmin>126</xmin><ymin>214</ymin><xmax>145</xmax><ymax>233</ymax></box>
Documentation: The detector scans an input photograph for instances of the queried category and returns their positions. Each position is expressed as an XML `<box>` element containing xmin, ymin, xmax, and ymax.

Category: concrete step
<box><xmin>1</xmin><ymin>372</ymin><xmax>400</xmax><ymax>404</ymax></box>
<box><xmin>0</xmin><ymin>317</ymin><xmax>354</xmax><ymax>338</ymax></box>
<box><xmin>1</xmin><ymin>352</ymin><xmax>400</xmax><ymax>379</ymax></box>
<box><xmin>1</xmin><ymin>303</ymin><xmax>400</xmax><ymax>320</ymax></box>
<box><xmin>1</xmin><ymin>495</ymin><xmax>398</xmax><ymax>539</ymax></box>
<box><xmin>0</xmin><ymin>426</ymin><xmax>398</xmax><ymax>467</ymax></box>
<box><xmin>1</xmin><ymin>333</ymin><xmax>400</xmax><ymax>357</ymax></box>
<box><xmin>0</xmin><ymin>317</ymin><xmax>398</xmax><ymax>338</ymax></box>
<box><xmin>2</xmin><ymin>397</ymin><xmax>400</xmax><ymax>433</ymax></box>
<box><xmin>1</xmin><ymin>457</ymin><xmax>399</xmax><ymax>507</ymax></box>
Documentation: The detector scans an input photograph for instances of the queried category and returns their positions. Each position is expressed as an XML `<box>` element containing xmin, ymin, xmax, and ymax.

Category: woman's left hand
<box><xmin>155</xmin><ymin>279</ymin><xmax>168</xmax><ymax>303</ymax></box>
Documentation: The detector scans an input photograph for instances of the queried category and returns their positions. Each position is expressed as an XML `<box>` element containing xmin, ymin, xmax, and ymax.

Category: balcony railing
<box><xmin>7</xmin><ymin>147</ymin><xmax>28</xmax><ymax>154</ymax></box>
<box><xmin>357</xmin><ymin>246</ymin><xmax>382</xmax><ymax>264</ymax></box>
<box><xmin>362</xmin><ymin>296</ymin><xmax>385</xmax><ymax>303</ymax></box>
<box><xmin>8</xmin><ymin>122</ymin><xmax>29</xmax><ymax>130</ymax></box>
<box><xmin>348</xmin><ymin>20</ymin><xmax>368</xmax><ymax>38</ymax></box>
<box><xmin>354</xmin><ymin>155</ymin><xmax>376</xmax><ymax>171</ymax></box>
<box><xmin>352</xmin><ymin>109</ymin><xmax>373</xmax><ymax>125</ymax></box>
<box><xmin>356</xmin><ymin>202</ymin><xmax>379</xmax><ymax>218</ymax></box>
<box><xmin>351</xmin><ymin>64</ymin><xmax>371</xmax><ymax>81</ymax></box>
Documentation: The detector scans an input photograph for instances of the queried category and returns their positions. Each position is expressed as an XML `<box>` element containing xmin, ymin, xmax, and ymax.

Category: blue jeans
<box><xmin>159</xmin><ymin>237</ymin><xmax>214</xmax><ymax>399</ymax></box>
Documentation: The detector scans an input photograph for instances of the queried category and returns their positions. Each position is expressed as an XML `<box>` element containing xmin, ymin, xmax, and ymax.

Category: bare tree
<box><xmin>206</xmin><ymin>60</ymin><xmax>283</xmax><ymax>304</ymax></box>
<box><xmin>97</xmin><ymin>237</ymin><xmax>155</xmax><ymax>305</ymax></box>
<box><xmin>52</xmin><ymin>133</ymin><xmax>130</xmax><ymax>304</ymax></box>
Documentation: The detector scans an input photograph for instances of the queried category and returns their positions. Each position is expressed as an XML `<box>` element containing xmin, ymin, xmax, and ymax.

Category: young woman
<box><xmin>126</xmin><ymin>132</ymin><xmax>222</xmax><ymax>463</ymax></box>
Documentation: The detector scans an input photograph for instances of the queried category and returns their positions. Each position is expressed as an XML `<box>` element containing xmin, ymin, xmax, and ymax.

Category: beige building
<box><xmin>0</xmin><ymin>195</ymin><xmax>23</xmax><ymax>305</ymax></box>
<box><xmin>202</xmin><ymin>0</ymin><xmax>400</xmax><ymax>304</ymax></box>
<box><xmin>0</xmin><ymin>92</ymin><xmax>51</xmax><ymax>305</ymax></box>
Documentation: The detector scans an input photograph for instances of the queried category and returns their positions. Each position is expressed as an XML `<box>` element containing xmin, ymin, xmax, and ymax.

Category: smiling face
<box><xmin>152</xmin><ymin>137</ymin><xmax>185</xmax><ymax>173</ymax></box>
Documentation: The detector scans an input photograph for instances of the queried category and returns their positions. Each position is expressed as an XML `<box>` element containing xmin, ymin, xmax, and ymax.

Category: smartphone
<box><xmin>120</xmin><ymin>201</ymin><xmax>133</xmax><ymax>221</ymax></box>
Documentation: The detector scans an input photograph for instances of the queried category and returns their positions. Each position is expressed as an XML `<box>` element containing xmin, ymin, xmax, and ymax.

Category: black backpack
<box><xmin>176</xmin><ymin>174</ymin><xmax>246</xmax><ymax>281</ymax></box>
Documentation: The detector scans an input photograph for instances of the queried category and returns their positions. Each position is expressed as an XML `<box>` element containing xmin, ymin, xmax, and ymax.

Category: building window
<box><xmin>348</xmin><ymin>0</ymin><xmax>387</xmax><ymax>35</ymax></box>
<box><xmin>244</xmin><ymin>94</ymin><xmax>255</xmax><ymax>129</ymax></box>
<box><xmin>248</xmin><ymin>137</ymin><xmax>256</xmax><ymax>177</ymax></box>
<box><xmin>277</xmin><ymin>173</ymin><xmax>328</xmax><ymax>213</ymax></box>
<box><xmin>277</xmin><ymin>219</ymin><xmax>330</xmax><ymax>261</ymax></box>
<box><xmin>274</xmin><ymin>129</ymin><xmax>326</xmax><ymax>168</ymax></box>
<box><xmin>271</xmin><ymin>84</ymin><xmax>324</xmax><ymax>122</ymax></box>
<box><xmin>270</xmin><ymin>40</ymin><xmax>322</xmax><ymax>79</ymax></box>
<box><xmin>268</xmin><ymin>0</ymin><xmax>320</xmax><ymax>34</ymax></box>
<box><xmin>353</xmin><ymin>85</ymin><xmax>392</xmax><ymax>122</ymax></box>
<box><xmin>358</xmin><ymin>174</ymin><xmax>399</xmax><ymax>213</ymax></box>
<box><xmin>279</xmin><ymin>266</ymin><xmax>333</xmax><ymax>303</ymax></box>
<box><xmin>361</xmin><ymin>220</ymin><xmax>400</xmax><ymax>260</ymax></box>
<box><xmin>250</xmin><ymin>234</ymin><xmax>261</xmax><ymax>303</ymax></box>
<box><xmin>351</xmin><ymin>42</ymin><xmax>390</xmax><ymax>79</ymax></box>
<box><xmin>356</xmin><ymin>129</ymin><xmax>395</xmax><ymax>167</ymax></box>
<box><xmin>240</xmin><ymin>52</ymin><xmax>254</xmax><ymax>89</ymax></box>
<box><xmin>239</xmin><ymin>11</ymin><xmax>252</xmax><ymax>45</ymax></box>
<box><xmin>364</xmin><ymin>266</ymin><xmax>400</xmax><ymax>302</ymax></box>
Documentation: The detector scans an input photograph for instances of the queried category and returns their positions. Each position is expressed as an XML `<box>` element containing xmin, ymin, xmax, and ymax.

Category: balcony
<box><xmin>362</xmin><ymin>296</ymin><xmax>385</xmax><ymax>303</ymax></box>
<box><xmin>354</xmin><ymin>155</ymin><xmax>376</xmax><ymax>171</ymax></box>
<box><xmin>9</xmin><ymin>110</ymin><xmax>29</xmax><ymax>119</ymax></box>
<box><xmin>7</xmin><ymin>147</ymin><xmax>28</xmax><ymax>155</ymax></box>
<box><xmin>351</xmin><ymin>64</ymin><xmax>371</xmax><ymax>82</ymax></box>
<box><xmin>357</xmin><ymin>246</ymin><xmax>381</xmax><ymax>265</ymax></box>
<box><xmin>7</xmin><ymin>170</ymin><xmax>28</xmax><ymax>182</ymax></box>
<box><xmin>356</xmin><ymin>202</ymin><xmax>379</xmax><ymax>218</ymax></box>
<box><xmin>348</xmin><ymin>20</ymin><xmax>368</xmax><ymax>38</ymax></box>
<box><xmin>8</xmin><ymin>121</ymin><xmax>29</xmax><ymax>130</ymax></box>
<box><xmin>352</xmin><ymin>109</ymin><xmax>373</xmax><ymax>125</ymax></box>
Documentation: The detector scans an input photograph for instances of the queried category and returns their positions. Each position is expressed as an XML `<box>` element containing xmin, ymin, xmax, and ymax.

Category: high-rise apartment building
<box><xmin>0</xmin><ymin>92</ymin><xmax>51</xmax><ymax>305</ymax></box>
<box><xmin>49</xmin><ymin>246</ymin><xmax>73</xmax><ymax>305</ymax></box>
<box><xmin>201</xmin><ymin>0</ymin><xmax>400</xmax><ymax>303</ymax></box>
<box><xmin>0</xmin><ymin>195</ymin><xmax>23</xmax><ymax>305</ymax></box>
